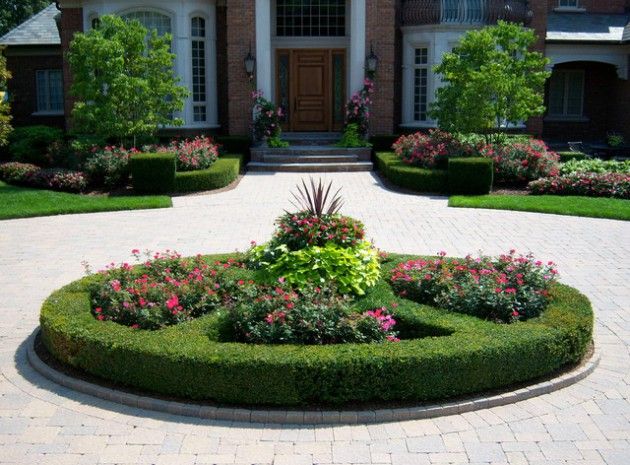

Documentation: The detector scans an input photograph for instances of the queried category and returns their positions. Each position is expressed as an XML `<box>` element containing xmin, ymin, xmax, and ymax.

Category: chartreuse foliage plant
<box><xmin>430</xmin><ymin>21</ymin><xmax>550</xmax><ymax>137</ymax></box>
<box><xmin>68</xmin><ymin>15</ymin><xmax>188</xmax><ymax>144</ymax></box>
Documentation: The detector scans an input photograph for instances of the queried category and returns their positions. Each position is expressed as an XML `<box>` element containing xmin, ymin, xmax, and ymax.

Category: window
<box><xmin>191</xmin><ymin>17</ymin><xmax>207</xmax><ymax>123</ymax></box>
<box><xmin>276</xmin><ymin>0</ymin><xmax>346</xmax><ymax>37</ymax></box>
<box><xmin>558</xmin><ymin>0</ymin><xmax>579</xmax><ymax>7</ymax></box>
<box><xmin>36</xmin><ymin>69</ymin><xmax>63</xmax><ymax>113</ymax></box>
<box><xmin>413</xmin><ymin>48</ymin><xmax>429</xmax><ymax>122</ymax></box>
<box><xmin>548</xmin><ymin>70</ymin><xmax>584</xmax><ymax>117</ymax></box>
<box><xmin>122</xmin><ymin>11</ymin><xmax>171</xmax><ymax>35</ymax></box>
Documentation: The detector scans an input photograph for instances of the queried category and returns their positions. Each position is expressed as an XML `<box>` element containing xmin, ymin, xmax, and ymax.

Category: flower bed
<box><xmin>0</xmin><ymin>162</ymin><xmax>88</xmax><ymax>193</ymax></box>
<box><xmin>560</xmin><ymin>159</ymin><xmax>630</xmax><ymax>175</ymax></box>
<box><xmin>155</xmin><ymin>136</ymin><xmax>219</xmax><ymax>171</ymax></box>
<box><xmin>40</xmin><ymin>251</ymin><xmax>593</xmax><ymax>406</ymax></box>
<box><xmin>529</xmin><ymin>173</ymin><xmax>630</xmax><ymax>199</ymax></box>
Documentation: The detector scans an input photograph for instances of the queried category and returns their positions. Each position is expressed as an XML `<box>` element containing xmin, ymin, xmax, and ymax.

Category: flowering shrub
<box><xmin>392</xmin><ymin>129</ymin><xmax>471</xmax><ymax>169</ymax></box>
<box><xmin>481</xmin><ymin>139</ymin><xmax>559</xmax><ymax>183</ymax></box>
<box><xmin>84</xmin><ymin>146</ymin><xmax>137</xmax><ymax>188</ymax></box>
<box><xmin>0</xmin><ymin>162</ymin><xmax>40</xmax><ymax>183</ymax></box>
<box><xmin>157</xmin><ymin>136</ymin><xmax>219</xmax><ymax>171</ymax></box>
<box><xmin>87</xmin><ymin>250</ymin><xmax>244</xmax><ymax>329</ymax></box>
<box><xmin>0</xmin><ymin>162</ymin><xmax>87</xmax><ymax>192</ymax></box>
<box><xmin>390</xmin><ymin>250</ymin><xmax>558</xmax><ymax>322</ymax></box>
<box><xmin>252</xmin><ymin>90</ymin><xmax>287</xmax><ymax>145</ymax></box>
<box><xmin>229</xmin><ymin>283</ymin><xmax>398</xmax><ymax>344</ymax></box>
<box><xmin>529</xmin><ymin>173</ymin><xmax>630</xmax><ymax>199</ymax></box>
<box><xmin>345</xmin><ymin>78</ymin><xmax>374</xmax><ymax>137</ymax></box>
<box><xmin>560</xmin><ymin>158</ymin><xmax>630</xmax><ymax>175</ymax></box>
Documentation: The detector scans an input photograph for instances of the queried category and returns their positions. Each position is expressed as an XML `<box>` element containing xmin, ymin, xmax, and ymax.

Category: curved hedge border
<box><xmin>174</xmin><ymin>154</ymin><xmax>242</xmax><ymax>193</ymax></box>
<box><xmin>40</xmin><ymin>254</ymin><xmax>593</xmax><ymax>407</ymax></box>
<box><xmin>376</xmin><ymin>152</ymin><xmax>448</xmax><ymax>194</ymax></box>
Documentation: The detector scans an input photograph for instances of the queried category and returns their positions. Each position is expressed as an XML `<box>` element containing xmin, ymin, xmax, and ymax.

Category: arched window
<box><xmin>191</xmin><ymin>16</ymin><xmax>207</xmax><ymax>123</ymax></box>
<box><xmin>122</xmin><ymin>11</ymin><xmax>171</xmax><ymax>36</ymax></box>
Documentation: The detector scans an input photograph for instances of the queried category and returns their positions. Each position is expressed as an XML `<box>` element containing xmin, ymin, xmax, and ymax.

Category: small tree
<box><xmin>0</xmin><ymin>52</ymin><xmax>12</xmax><ymax>146</ymax></box>
<box><xmin>68</xmin><ymin>15</ymin><xmax>188</xmax><ymax>145</ymax></box>
<box><xmin>430</xmin><ymin>21</ymin><xmax>550</xmax><ymax>139</ymax></box>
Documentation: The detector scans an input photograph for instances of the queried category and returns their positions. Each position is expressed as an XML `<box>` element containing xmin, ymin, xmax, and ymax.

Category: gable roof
<box><xmin>0</xmin><ymin>4</ymin><xmax>61</xmax><ymax>46</ymax></box>
<box><xmin>546</xmin><ymin>13</ymin><xmax>630</xmax><ymax>43</ymax></box>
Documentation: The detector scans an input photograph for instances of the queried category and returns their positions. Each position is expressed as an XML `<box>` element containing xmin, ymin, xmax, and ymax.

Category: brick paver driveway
<box><xmin>1</xmin><ymin>172</ymin><xmax>628</xmax><ymax>465</ymax></box>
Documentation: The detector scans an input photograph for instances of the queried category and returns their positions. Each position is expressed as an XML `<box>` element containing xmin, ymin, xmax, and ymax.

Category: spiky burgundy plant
<box><xmin>290</xmin><ymin>178</ymin><xmax>344</xmax><ymax>217</ymax></box>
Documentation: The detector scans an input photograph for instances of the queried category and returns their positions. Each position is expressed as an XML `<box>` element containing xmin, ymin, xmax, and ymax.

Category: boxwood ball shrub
<box><xmin>174</xmin><ymin>154</ymin><xmax>242</xmax><ymax>192</ymax></box>
<box><xmin>448</xmin><ymin>157</ymin><xmax>493</xmax><ymax>195</ymax></box>
<box><xmin>40</xmin><ymin>251</ymin><xmax>593</xmax><ymax>406</ymax></box>
<box><xmin>376</xmin><ymin>152</ymin><xmax>448</xmax><ymax>193</ymax></box>
<box><xmin>130</xmin><ymin>152</ymin><xmax>176</xmax><ymax>194</ymax></box>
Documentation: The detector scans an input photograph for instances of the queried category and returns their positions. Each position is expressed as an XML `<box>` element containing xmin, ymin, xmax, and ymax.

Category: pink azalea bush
<box><xmin>390</xmin><ymin>250</ymin><xmax>558</xmax><ymax>322</ymax></box>
<box><xmin>528</xmin><ymin>172</ymin><xmax>630</xmax><ymax>199</ymax></box>
<box><xmin>0</xmin><ymin>162</ymin><xmax>40</xmax><ymax>183</ymax></box>
<box><xmin>229</xmin><ymin>282</ymin><xmax>398</xmax><ymax>344</ymax></box>
<box><xmin>84</xmin><ymin>145</ymin><xmax>138</xmax><ymax>187</ymax></box>
<box><xmin>481</xmin><ymin>139</ymin><xmax>559</xmax><ymax>183</ymax></box>
<box><xmin>392</xmin><ymin>129</ymin><xmax>474</xmax><ymax>169</ymax></box>
<box><xmin>157</xmin><ymin>136</ymin><xmax>219</xmax><ymax>171</ymax></box>
<box><xmin>345</xmin><ymin>78</ymin><xmax>374</xmax><ymax>136</ymax></box>
<box><xmin>251</xmin><ymin>90</ymin><xmax>286</xmax><ymax>144</ymax></box>
<box><xmin>0</xmin><ymin>161</ymin><xmax>87</xmax><ymax>192</ymax></box>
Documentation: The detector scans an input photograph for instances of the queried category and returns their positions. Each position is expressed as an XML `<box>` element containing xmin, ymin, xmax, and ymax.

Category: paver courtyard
<box><xmin>0</xmin><ymin>172</ymin><xmax>628</xmax><ymax>465</ymax></box>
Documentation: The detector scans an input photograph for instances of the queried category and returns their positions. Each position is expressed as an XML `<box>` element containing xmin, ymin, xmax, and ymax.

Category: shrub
<box><xmin>156</xmin><ymin>136</ymin><xmax>219</xmax><ymax>171</ymax></box>
<box><xmin>174</xmin><ymin>154</ymin><xmax>242</xmax><ymax>192</ymax></box>
<box><xmin>8</xmin><ymin>125</ymin><xmax>63</xmax><ymax>166</ymax></box>
<box><xmin>481</xmin><ymin>139</ymin><xmax>559</xmax><ymax>184</ymax></box>
<box><xmin>337</xmin><ymin>123</ymin><xmax>371</xmax><ymax>148</ymax></box>
<box><xmin>448</xmin><ymin>157</ymin><xmax>493</xmax><ymax>195</ymax></box>
<box><xmin>390</xmin><ymin>250</ymin><xmax>558</xmax><ymax>322</ymax></box>
<box><xmin>558</xmin><ymin>151</ymin><xmax>587</xmax><ymax>163</ymax></box>
<box><xmin>130</xmin><ymin>152</ymin><xmax>176</xmax><ymax>194</ymax></box>
<box><xmin>376</xmin><ymin>152</ymin><xmax>448</xmax><ymax>193</ymax></box>
<box><xmin>84</xmin><ymin>145</ymin><xmax>137</xmax><ymax>188</ymax></box>
<box><xmin>529</xmin><ymin>173</ymin><xmax>630</xmax><ymax>199</ymax></box>
<box><xmin>229</xmin><ymin>283</ymin><xmax>398</xmax><ymax>344</ymax></box>
<box><xmin>250</xmin><ymin>241</ymin><xmax>381</xmax><ymax>295</ymax></box>
<box><xmin>40</xmin><ymin>253</ymin><xmax>593</xmax><ymax>406</ymax></box>
<box><xmin>0</xmin><ymin>161</ymin><xmax>39</xmax><ymax>183</ymax></box>
<box><xmin>393</xmin><ymin>129</ymin><xmax>466</xmax><ymax>169</ymax></box>
<box><xmin>560</xmin><ymin>158</ymin><xmax>630</xmax><ymax>175</ymax></box>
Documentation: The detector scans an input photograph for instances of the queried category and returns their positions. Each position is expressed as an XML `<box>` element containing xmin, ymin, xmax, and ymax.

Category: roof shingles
<box><xmin>0</xmin><ymin>4</ymin><xmax>60</xmax><ymax>46</ymax></box>
<box><xmin>546</xmin><ymin>12</ymin><xmax>630</xmax><ymax>43</ymax></box>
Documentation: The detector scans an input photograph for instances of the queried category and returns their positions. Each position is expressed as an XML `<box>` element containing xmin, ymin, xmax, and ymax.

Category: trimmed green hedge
<box><xmin>174</xmin><ymin>154</ymin><xmax>242</xmax><ymax>192</ymax></box>
<box><xmin>40</xmin><ymin>254</ymin><xmax>593</xmax><ymax>406</ymax></box>
<box><xmin>376</xmin><ymin>152</ymin><xmax>448</xmax><ymax>194</ymax></box>
<box><xmin>448</xmin><ymin>157</ymin><xmax>493</xmax><ymax>195</ymax></box>
<box><xmin>130</xmin><ymin>153</ymin><xmax>176</xmax><ymax>194</ymax></box>
<box><xmin>370</xmin><ymin>135</ymin><xmax>399</xmax><ymax>152</ymax></box>
<box><xmin>559</xmin><ymin>151</ymin><xmax>588</xmax><ymax>163</ymax></box>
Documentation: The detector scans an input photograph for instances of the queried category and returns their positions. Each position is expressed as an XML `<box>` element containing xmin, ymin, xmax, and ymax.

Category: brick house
<box><xmin>1</xmin><ymin>0</ymin><xmax>629</xmax><ymax>142</ymax></box>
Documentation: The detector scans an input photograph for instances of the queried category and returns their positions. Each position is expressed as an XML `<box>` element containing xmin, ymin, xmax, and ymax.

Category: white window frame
<box><xmin>191</xmin><ymin>15</ymin><xmax>208</xmax><ymax>123</ymax></box>
<box><xmin>34</xmin><ymin>69</ymin><xmax>64</xmax><ymax>115</ymax></box>
<box><xmin>555</xmin><ymin>0</ymin><xmax>585</xmax><ymax>12</ymax></box>
<box><xmin>547</xmin><ymin>69</ymin><xmax>585</xmax><ymax>119</ymax></box>
<box><xmin>412</xmin><ymin>47</ymin><xmax>430</xmax><ymax>122</ymax></box>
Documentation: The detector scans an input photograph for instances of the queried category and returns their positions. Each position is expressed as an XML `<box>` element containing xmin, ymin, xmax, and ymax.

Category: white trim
<box><xmin>32</xmin><ymin>111</ymin><xmax>65</xmax><ymax>116</ymax></box>
<box><xmin>553</xmin><ymin>7</ymin><xmax>586</xmax><ymax>13</ymax></box>
<box><xmin>256</xmin><ymin>0</ymin><xmax>273</xmax><ymax>99</ymax></box>
<box><xmin>349</xmin><ymin>0</ymin><xmax>366</xmax><ymax>95</ymax></box>
<box><xmin>546</xmin><ymin>43</ymin><xmax>630</xmax><ymax>80</ymax></box>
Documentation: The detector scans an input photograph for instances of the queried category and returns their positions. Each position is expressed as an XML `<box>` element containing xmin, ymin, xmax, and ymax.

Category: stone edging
<box><xmin>27</xmin><ymin>330</ymin><xmax>599</xmax><ymax>425</ymax></box>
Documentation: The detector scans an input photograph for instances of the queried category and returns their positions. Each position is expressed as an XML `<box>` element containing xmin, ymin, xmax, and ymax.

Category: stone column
<box><xmin>349</xmin><ymin>0</ymin><xmax>367</xmax><ymax>95</ymax></box>
<box><xmin>255</xmin><ymin>0</ymin><xmax>272</xmax><ymax>100</ymax></box>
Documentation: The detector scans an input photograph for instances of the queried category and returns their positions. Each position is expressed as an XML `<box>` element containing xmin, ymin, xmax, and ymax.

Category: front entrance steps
<box><xmin>247</xmin><ymin>133</ymin><xmax>373</xmax><ymax>172</ymax></box>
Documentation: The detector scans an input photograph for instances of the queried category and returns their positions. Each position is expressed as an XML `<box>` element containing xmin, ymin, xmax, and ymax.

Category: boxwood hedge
<box><xmin>174</xmin><ymin>154</ymin><xmax>242</xmax><ymax>193</ymax></box>
<box><xmin>376</xmin><ymin>152</ymin><xmax>448</xmax><ymax>194</ymax></box>
<box><xmin>40</xmin><ymin>254</ymin><xmax>593</xmax><ymax>406</ymax></box>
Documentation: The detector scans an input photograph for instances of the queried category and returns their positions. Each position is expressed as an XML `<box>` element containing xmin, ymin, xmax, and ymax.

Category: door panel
<box><xmin>291</xmin><ymin>50</ymin><xmax>329</xmax><ymax>131</ymax></box>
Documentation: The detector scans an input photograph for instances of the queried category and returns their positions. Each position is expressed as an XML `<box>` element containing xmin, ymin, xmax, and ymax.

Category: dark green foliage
<box><xmin>9</xmin><ymin>125</ymin><xmax>63</xmax><ymax>166</ymax></box>
<box><xmin>130</xmin><ymin>153</ymin><xmax>176</xmax><ymax>194</ymax></box>
<box><xmin>448</xmin><ymin>157</ymin><xmax>493</xmax><ymax>195</ymax></box>
<box><xmin>558</xmin><ymin>151</ymin><xmax>588</xmax><ymax>163</ymax></box>
<box><xmin>216</xmin><ymin>136</ymin><xmax>251</xmax><ymax>160</ymax></box>
<box><xmin>376</xmin><ymin>152</ymin><xmax>448</xmax><ymax>194</ymax></box>
<box><xmin>0</xmin><ymin>0</ymin><xmax>50</xmax><ymax>36</ymax></box>
<box><xmin>370</xmin><ymin>134</ymin><xmax>399</xmax><ymax>152</ymax></box>
<box><xmin>174</xmin><ymin>154</ymin><xmax>241</xmax><ymax>192</ymax></box>
<box><xmin>40</xmin><ymin>253</ymin><xmax>593</xmax><ymax>406</ymax></box>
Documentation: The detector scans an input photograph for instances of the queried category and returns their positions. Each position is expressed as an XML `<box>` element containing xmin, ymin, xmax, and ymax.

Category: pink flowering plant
<box><xmin>84</xmin><ymin>145</ymin><xmax>138</xmax><ymax>188</ymax></box>
<box><xmin>392</xmin><ymin>129</ymin><xmax>474</xmax><ymax>169</ymax></box>
<box><xmin>155</xmin><ymin>136</ymin><xmax>219</xmax><ymax>171</ymax></box>
<box><xmin>528</xmin><ymin>172</ymin><xmax>630</xmax><ymax>199</ymax></box>
<box><xmin>345</xmin><ymin>78</ymin><xmax>374</xmax><ymax>137</ymax></box>
<box><xmin>390</xmin><ymin>250</ymin><xmax>558</xmax><ymax>323</ymax></box>
<box><xmin>252</xmin><ymin>90</ymin><xmax>288</xmax><ymax>147</ymax></box>
<box><xmin>0</xmin><ymin>162</ymin><xmax>88</xmax><ymax>192</ymax></box>
<box><xmin>229</xmin><ymin>282</ymin><xmax>398</xmax><ymax>344</ymax></box>
<box><xmin>0</xmin><ymin>162</ymin><xmax>40</xmax><ymax>183</ymax></box>
<box><xmin>480</xmin><ymin>139</ymin><xmax>559</xmax><ymax>184</ymax></box>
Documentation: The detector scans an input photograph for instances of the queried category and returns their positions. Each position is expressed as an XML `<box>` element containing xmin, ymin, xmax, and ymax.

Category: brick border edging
<box><xmin>27</xmin><ymin>330</ymin><xmax>599</xmax><ymax>425</ymax></box>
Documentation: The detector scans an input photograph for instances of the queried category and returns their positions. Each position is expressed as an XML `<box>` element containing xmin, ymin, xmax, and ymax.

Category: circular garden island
<box><xmin>40</xmin><ymin>181</ymin><xmax>593</xmax><ymax>407</ymax></box>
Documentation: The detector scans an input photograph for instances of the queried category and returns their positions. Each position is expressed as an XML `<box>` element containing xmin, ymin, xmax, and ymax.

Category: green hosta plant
<box><xmin>560</xmin><ymin>158</ymin><xmax>630</xmax><ymax>175</ymax></box>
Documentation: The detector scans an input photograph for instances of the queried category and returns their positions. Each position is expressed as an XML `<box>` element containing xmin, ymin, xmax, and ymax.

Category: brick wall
<box><xmin>60</xmin><ymin>7</ymin><xmax>83</xmax><ymax>130</ymax></box>
<box><xmin>612</xmin><ymin>79</ymin><xmax>630</xmax><ymax>141</ymax></box>
<box><xmin>216</xmin><ymin>5</ymin><xmax>229</xmax><ymax>132</ymax></box>
<box><xmin>4</xmin><ymin>49</ymin><xmax>65</xmax><ymax>128</ymax></box>
<box><xmin>225</xmin><ymin>1</ymin><xmax>256</xmax><ymax>136</ymax></box>
<box><xmin>366</xmin><ymin>0</ymin><xmax>397</xmax><ymax>135</ymax></box>
<box><xmin>526</xmin><ymin>0</ymin><xmax>549</xmax><ymax>136</ymax></box>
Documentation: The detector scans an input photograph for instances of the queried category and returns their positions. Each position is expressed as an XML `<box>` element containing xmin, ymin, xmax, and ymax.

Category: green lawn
<box><xmin>448</xmin><ymin>194</ymin><xmax>630</xmax><ymax>221</ymax></box>
<box><xmin>0</xmin><ymin>181</ymin><xmax>172</xmax><ymax>220</ymax></box>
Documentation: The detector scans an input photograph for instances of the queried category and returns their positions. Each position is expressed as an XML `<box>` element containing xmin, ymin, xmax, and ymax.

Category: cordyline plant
<box><xmin>290</xmin><ymin>178</ymin><xmax>344</xmax><ymax>217</ymax></box>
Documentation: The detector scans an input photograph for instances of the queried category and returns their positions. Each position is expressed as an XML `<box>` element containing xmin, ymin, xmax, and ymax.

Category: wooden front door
<box><xmin>291</xmin><ymin>49</ymin><xmax>329</xmax><ymax>131</ymax></box>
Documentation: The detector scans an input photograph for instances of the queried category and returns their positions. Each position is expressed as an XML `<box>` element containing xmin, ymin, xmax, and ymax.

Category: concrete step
<box><xmin>251</xmin><ymin>145</ymin><xmax>371</xmax><ymax>161</ymax></box>
<box><xmin>264</xmin><ymin>154</ymin><xmax>359</xmax><ymax>163</ymax></box>
<box><xmin>283</xmin><ymin>132</ymin><xmax>341</xmax><ymax>146</ymax></box>
<box><xmin>247</xmin><ymin>161</ymin><xmax>373</xmax><ymax>172</ymax></box>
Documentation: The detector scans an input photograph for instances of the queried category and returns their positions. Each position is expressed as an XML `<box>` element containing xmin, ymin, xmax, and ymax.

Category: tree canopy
<box><xmin>430</xmin><ymin>21</ymin><xmax>550</xmax><ymax>136</ymax></box>
<box><xmin>0</xmin><ymin>0</ymin><xmax>50</xmax><ymax>37</ymax></box>
<box><xmin>68</xmin><ymin>15</ymin><xmax>188</xmax><ymax>143</ymax></box>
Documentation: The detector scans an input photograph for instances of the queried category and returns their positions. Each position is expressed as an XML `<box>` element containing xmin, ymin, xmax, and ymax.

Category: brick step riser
<box><xmin>247</xmin><ymin>162</ymin><xmax>373</xmax><ymax>173</ymax></box>
<box><xmin>263</xmin><ymin>155</ymin><xmax>359</xmax><ymax>164</ymax></box>
<box><xmin>251</xmin><ymin>147</ymin><xmax>371</xmax><ymax>161</ymax></box>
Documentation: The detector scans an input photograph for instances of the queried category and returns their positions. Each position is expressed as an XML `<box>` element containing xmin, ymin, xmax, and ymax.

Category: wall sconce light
<box><xmin>366</xmin><ymin>42</ymin><xmax>379</xmax><ymax>77</ymax></box>
<box><xmin>244</xmin><ymin>44</ymin><xmax>256</xmax><ymax>80</ymax></box>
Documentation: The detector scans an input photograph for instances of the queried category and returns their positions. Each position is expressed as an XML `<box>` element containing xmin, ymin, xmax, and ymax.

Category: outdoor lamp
<box><xmin>366</xmin><ymin>43</ymin><xmax>379</xmax><ymax>75</ymax></box>
<box><xmin>244</xmin><ymin>49</ymin><xmax>256</xmax><ymax>80</ymax></box>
